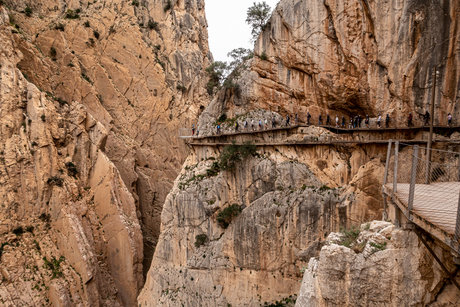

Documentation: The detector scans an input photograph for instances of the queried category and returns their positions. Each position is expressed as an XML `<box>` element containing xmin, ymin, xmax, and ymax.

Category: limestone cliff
<box><xmin>296</xmin><ymin>221</ymin><xmax>460</xmax><ymax>306</ymax></box>
<box><xmin>139</xmin><ymin>139</ymin><xmax>386</xmax><ymax>306</ymax></box>
<box><xmin>200</xmin><ymin>0</ymin><xmax>460</xmax><ymax>130</ymax></box>
<box><xmin>0</xmin><ymin>0</ymin><xmax>211</xmax><ymax>305</ymax></box>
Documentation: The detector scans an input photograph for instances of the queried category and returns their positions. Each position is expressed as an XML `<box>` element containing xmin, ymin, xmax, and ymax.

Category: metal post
<box><xmin>393</xmin><ymin>141</ymin><xmax>399</xmax><ymax>195</ymax></box>
<box><xmin>426</xmin><ymin>69</ymin><xmax>438</xmax><ymax>184</ymax></box>
<box><xmin>382</xmin><ymin>140</ymin><xmax>393</xmax><ymax>221</ymax></box>
<box><xmin>454</xmin><ymin>189</ymin><xmax>460</xmax><ymax>246</ymax></box>
<box><xmin>408</xmin><ymin>145</ymin><xmax>419</xmax><ymax>217</ymax></box>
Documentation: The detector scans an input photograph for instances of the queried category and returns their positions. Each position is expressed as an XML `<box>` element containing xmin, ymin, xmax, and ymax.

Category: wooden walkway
<box><xmin>383</xmin><ymin>183</ymin><xmax>460</xmax><ymax>252</ymax></box>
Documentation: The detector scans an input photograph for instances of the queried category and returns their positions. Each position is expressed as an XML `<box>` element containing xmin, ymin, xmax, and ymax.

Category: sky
<box><xmin>205</xmin><ymin>0</ymin><xmax>280</xmax><ymax>63</ymax></box>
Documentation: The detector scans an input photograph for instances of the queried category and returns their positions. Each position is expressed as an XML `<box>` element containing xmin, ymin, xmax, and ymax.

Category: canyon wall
<box><xmin>0</xmin><ymin>0</ymin><xmax>211</xmax><ymax>305</ymax></box>
<box><xmin>200</xmin><ymin>0</ymin><xmax>460</xmax><ymax>131</ymax></box>
<box><xmin>139</xmin><ymin>140</ymin><xmax>386</xmax><ymax>306</ymax></box>
<box><xmin>296</xmin><ymin>221</ymin><xmax>460</xmax><ymax>306</ymax></box>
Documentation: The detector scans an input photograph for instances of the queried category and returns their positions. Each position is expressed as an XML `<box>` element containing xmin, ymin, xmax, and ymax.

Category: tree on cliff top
<box><xmin>205</xmin><ymin>61</ymin><xmax>228</xmax><ymax>96</ymax></box>
<box><xmin>246</xmin><ymin>1</ymin><xmax>271</xmax><ymax>42</ymax></box>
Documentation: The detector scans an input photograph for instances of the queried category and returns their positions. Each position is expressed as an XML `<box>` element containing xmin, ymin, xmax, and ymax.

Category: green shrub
<box><xmin>260</xmin><ymin>51</ymin><xmax>268</xmax><ymax>61</ymax></box>
<box><xmin>206</xmin><ymin>161</ymin><xmax>220</xmax><ymax>177</ymax></box>
<box><xmin>26</xmin><ymin>226</ymin><xmax>34</xmax><ymax>233</ymax></box>
<box><xmin>219</xmin><ymin>141</ymin><xmax>257</xmax><ymax>171</ymax></box>
<box><xmin>84</xmin><ymin>21</ymin><xmax>90</xmax><ymax>27</ymax></box>
<box><xmin>132</xmin><ymin>0</ymin><xmax>139</xmax><ymax>6</ymax></box>
<box><xmin>13</xmin><ymin>226</ymin><xmax>24</xmax><ymax>235</ymax></box>
<box><xmin>337</xmin><ymin>225</ymin><xmax>360</xmax><ymax>249</ymax></box>
<box><xmin>56</xmin><ymin>97</ymin><xmax>68</xmax><ymax>105</ymax></box>
<box><xmin>81</xmin><ymin>73</ymin><xmax>91</xmax><ymax>83</ymax></box>
<box><xmin>194</xmin><ymin>234</ymin><xmax>208</xmax><ymax>248</ymax></box>
<box><xmin>164</xmin><ymin>0</ymin><xmax>172</xmax><ymax>12</ymax></box>
<box><xmin>43</xmin><ymin>256</ymin><xmax>65</xmax><ymax>279</ymax></box>
<box><xmin>93</xmin><ymin>30</ymin><xmax>99</xmax><ymax>39</ymax></box>
<box><xmin>65</xmin><ymin>9</ymin><xmax>80</xmax><ymax>19</ymax></box>
<box><xmin>41</xmin><ymin>114</ymin><xmax>45</xmax><ymax>121</ymax></box>
<box><xmin>370</xmin><ymin>241</ymin><xmax>387</xmax><ymax>254</ymax></box>
<box><xmin>39</xmin><ymin>213</ymin><xmax>51</xmax><ymax>223</ymax></box>
<box><xmin>216</xmin><ymin>204</ymin><xmax>242</xmax><ymax>228</ymax></box>
<box><xmin>55</xmin><ymin>23</ymin><xmax>65</xmax><ymax>31</ymax></box>
<box><xmin>65</xmin><ymin>162</ymin><xmax>78</xmax><ymax>177</ymax></box>
<box><xmin>24</xmin><ymin>6</ymin><xmax>33</xmax><ymax>17</ymax></box>
<box><xmin>148</xmin><ymin>20</ymin><xmax>159</xmax><ymax>31</ymax></box>
<box><xmin>176</xmin><ymin>84</ymin><xmax>187</xmax><ymax>92</ymax></box>
<box><xmin>217</xmin><ymin>114</ymin><xmax>227</xmax><ymax>122</ymax></box>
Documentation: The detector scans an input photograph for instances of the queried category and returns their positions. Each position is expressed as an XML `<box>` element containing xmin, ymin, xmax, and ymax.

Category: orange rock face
<box><xmin>206</xmin><ymin>0</ymin><xmax>459</xmax><ymax>128</ymax></box>
<box><xmin>0</xmin><ymin>0</ymin><xmax>211</xmax><ymax>305</ymax></box>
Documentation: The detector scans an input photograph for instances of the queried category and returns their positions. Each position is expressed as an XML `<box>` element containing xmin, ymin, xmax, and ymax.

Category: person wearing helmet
<box><xmin>377</xmin><ymin>114</ymin><xmax>381</xmax><ymax>128</ymax></box>
<box><xmin>447</xmin><ymin>113</ymin><xmax>452</xmax><ymax>126</ymax></box>
<box><xmin>408</xmin><ymin>112</ymin><xmax>413</xmax><ymax>128</ymax></box>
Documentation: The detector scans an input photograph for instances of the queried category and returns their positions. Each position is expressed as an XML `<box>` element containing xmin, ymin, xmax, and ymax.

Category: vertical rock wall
<box><xmin>0</xmin><ymin>0</ymin><xmax>211</xmax><ymax>305</ymax></box>
<box><xmin>202</xmin><ymin>0</ymin><xmax>459</xmax><ymax>128</ymax></box>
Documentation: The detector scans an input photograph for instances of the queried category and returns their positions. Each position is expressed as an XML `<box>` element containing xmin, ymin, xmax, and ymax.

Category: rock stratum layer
<box><xmin>200</xmin><ymin>0</ymin><xmax>459</xmax><ymax>129</ymax></box>
<box><xmin>0</xmin><ymin>0</ymin><xmax>211</xmax><ymax>305</ymax></box>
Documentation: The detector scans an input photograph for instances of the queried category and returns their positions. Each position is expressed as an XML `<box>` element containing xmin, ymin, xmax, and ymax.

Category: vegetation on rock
<box><xmin>216</xmin><ymin>204</ymin><xmax>242</xmax><ymax>228</ymax></box>
<box><xmin>246</xmin><ymin>1</ymin><xmax>272</xmax><ymax>41</ymax></box>
<box><xmin>219</xmin><ymin>141</ymin><xmax>257</xmax><ymax>171</ymax></box>
<box><xmin>194</xmin><ymin>234</ymin><xmax>208</xmax><ymax>248</ymax></box>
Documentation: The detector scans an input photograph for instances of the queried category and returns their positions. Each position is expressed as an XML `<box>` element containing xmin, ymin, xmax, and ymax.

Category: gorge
<box><xmin>0</xmin><ymin>0</ymin><xmax>459</xmax><ymax>306</ymax></box>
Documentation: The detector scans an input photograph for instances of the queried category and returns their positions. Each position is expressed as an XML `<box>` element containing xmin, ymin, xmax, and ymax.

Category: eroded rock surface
<box><xmin>200</xmin><ymin>0</ymin><xmax>460</xmax><ymax>128</ymax></box>
<box><xmin>138</xmin><ymin>143</ymin><xmax>385</xmax><ymax>306</ymax></box>
<box><xmin>0</xmin><ymin>0</ymin><xmax>211</xmax><ymax>304</ymax></box>
<box><xmin>296</xmin><ymin>221</ymin><xmax>460</xmax><ymax>306</ymax></box>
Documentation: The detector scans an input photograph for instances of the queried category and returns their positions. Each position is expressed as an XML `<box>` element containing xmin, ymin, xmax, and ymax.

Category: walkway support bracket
<box><xmin>414</xmin><ymin>228</ymin><xmax>460</xmax><ymax>292</ymax></box>
<box><xmin>407</xmin><ymin>145</ymin><xmax>419</xmax><ymax>218</ymax></box>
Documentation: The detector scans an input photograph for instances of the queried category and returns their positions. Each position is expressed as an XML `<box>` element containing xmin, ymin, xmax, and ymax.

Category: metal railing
<box><xmin>383</xmin><ymin>140</ymin><xmax>460</xmax><ymax>251</ymax></box>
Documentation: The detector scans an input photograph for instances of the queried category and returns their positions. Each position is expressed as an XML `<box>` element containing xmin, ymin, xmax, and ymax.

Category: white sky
<box><xmin>205</xmin><ymin>0</ymin><xmax>280</xmax><ymax>63</ymax></box>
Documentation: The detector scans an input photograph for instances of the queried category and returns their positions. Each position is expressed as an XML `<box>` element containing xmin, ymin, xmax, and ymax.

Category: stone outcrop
<box><xmin>201</xmin><ymin>0</ymin><xmax>459</xmax><ymax>128</ymax></box>
<box><xmin>296</xmin><ymin>221</ymin><xmax>460</xmax><ymax>306</ymax></box>
<box><xmin>0</xmin><ymin>0</ymin><xmax>211</xmax><ymax>305</ymax></box>
<box><xmin>138</xmin><ymin>142</ymin><xmax>386</xmax><ymax>306</ymax></box>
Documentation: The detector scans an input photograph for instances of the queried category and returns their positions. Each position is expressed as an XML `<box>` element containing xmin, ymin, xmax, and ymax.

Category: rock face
<box><xmin>201</xmin><ymin>0</ymin><xmax>459</xmax><ymax>127</ymax></box>
<box><xmin>138</xmin><ymin>143</ymin><xmax>385</xmax><ymax>306</ymax></box>
<box><xmin>296</xmin><ymin>221</ymin><xmax>460</xmax><ymax>306</ymax></box>
<box><xmin>0</xmin><ymin>0</ymin><xmax>211</xmax><ymax>305</ymax></box>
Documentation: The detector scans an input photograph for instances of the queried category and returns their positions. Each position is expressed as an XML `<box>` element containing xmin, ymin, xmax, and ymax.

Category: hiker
<box><xmin>358</xmin><ymin>115</ymin><xmax>362</xmax><ymax>128</ymax></box>
<box><xmin>307</xmin><ymin>112</ymin><xmax>312</xmax><ymax>125</ymax></box>
<box><xmin>326</xmin><ymin>113</ymin><xmax>331</xmax><ymax>126</ymax></box>
<box><xmin>377</xmin><ymin>114</ymin><xmax>382</xmax><ymax>128</ymax></box>
<box><xmin>216</xmin><ymin>124</ymin><xmax>221</xmax><ymax>134</ymax></box>
<box><xmin>192</xmin><ymin>124</ymin><xmax>195</xmax><ymax>136</ymax></box>
<box><xmin>318</xmin><ymin>114</ymin><xmax>322</xmax><ymax>125</ymax></box>
<box><xmin>341</xmin><ymin>116</ymin><xmax>345</xmax><ymax>128</ymax></box>
<box><xmin>251</xmin><ymin>119</ymin><xmax>255</xmax><ymax>131</ymax></box>
<box><xmin>286</xmin><ymin>114</ymin><xmax>290</xmax><ymax>126</ymax></box>
<box><xmin>235</xmin><ymin>121</ymin><xmax>239</xmax><ymax>132</ymax></box>
<box><xmin>244</xmin><ymin>120</ymin><xmax>248</xmax><ymax>131</ymax></box>
<box><xmin>448</xmin><ymin>113</ymin><xmax>452</xmax><ymax>126</ymax></box>
<box><xmin>259</xmin><ymin>119</ymin><xmax>262</xmax><ymax>130</ymax></box>
<box><xmin>335</xmin><ymin>115</ymin><xmax>339</xmax><ymax>127</ymax></box>
<box><xmin>423</xmin><ymin>110</ymin><xmax>430</xmax><ymax>126</ymax></box>
<box><xmin>385</xmin><ymin>114</ymin><xmax>390</xmax><ymax>128</ymax></box>
<box><xmin>264</xmin><ymin>118</ymin><xmax>268</xmax><ymax>129</ymax></box>
<box><xmin>196</xmin><ymin>129</ymin><xmax>199</xmax><ymax>137</ymax></box>
<box><xmin>365</xmin><ymin>115</ymin><xmax>370</xmax><ymax>128</ymax></box>
<box><xmin>353</xmin><ymin>115</ymin><xmax>358</xmax><ymax>128</ymax></box>
<box><xmin>349</xmin><ymin>117</ymin><xmax>353</xmax><ymax>129</ymax></box>
<box><xmin>295</xmin><ymin>113</ymin><xmax>298</xmax><ymax>125</ymax></box>
<box><xmin>272</xmin><ymin>116</ymin><xmax>276</xmax><ymax>128</ymax></box>
<box><xmin>407</xmin><ymin>112</ymin><xmax>413</xmax><ymax>128</ymax></box>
